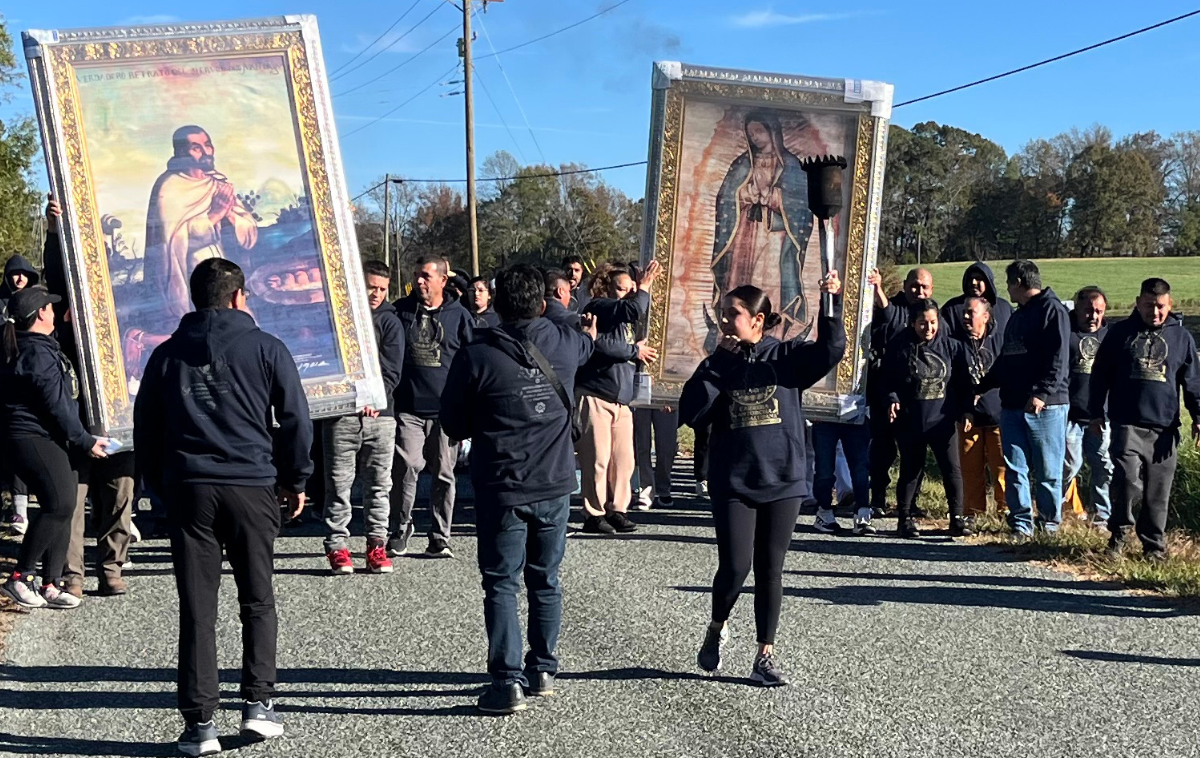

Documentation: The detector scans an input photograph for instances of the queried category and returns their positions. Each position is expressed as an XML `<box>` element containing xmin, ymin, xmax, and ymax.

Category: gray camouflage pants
<box><xmin>323</xmin><ymin>414</ymin><xmax>397</xmax><ymax>553</ymax></box>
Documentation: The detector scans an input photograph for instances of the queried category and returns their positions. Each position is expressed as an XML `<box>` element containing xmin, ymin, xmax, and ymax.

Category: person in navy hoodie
<box><xmin>958</xmin><ymin>296</ymin><xmax>1007</xmax><ymax>520</ymax></box>
<box><xmin>134</xmin><ymin>258</ymin><xmax>312</xmax><ymax>753</ymax></box>
<box><xmin>939</xmin><ymin>261</ymin><xmax>1014</xmax><ymax>340</ymax></box>
<box><xmin>387</xmin><ymin>255</ymin><xmax>475</xmax><ymax>558</ymax></box>
<box><xmin>681</xmin><ymin>271</ymin><xmax>844</xmax><ymax>687</ymax></box>
<box><xmin>1063</xmin><ymin>286</ymin><xmax>1112</xmax><ymax>526</ymax></box>
<box><xmin>442</xmin><ymin>264</ymin><xmax>596</xmax><ymax>715</ymax></box>
<box><xmin>468</xmin><ymin>275</ymin><xmax>501</xmax><ymax>328</ymax></box>
<box><xmin>885</xmin><ymin>299</ymin><xmax>971</xmax><ymax>539</ymax></box>
<box><xmin>1088</xmin><ymin>278</ymin><xmax>1200</xmax><ymax>561</ymax></box>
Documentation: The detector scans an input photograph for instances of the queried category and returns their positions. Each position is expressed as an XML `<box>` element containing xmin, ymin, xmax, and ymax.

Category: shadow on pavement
<box><xmin>787</xmin><ymin>569</ymin><xmax>1124</xmax><ymax>592</ymax></box>
<box><xmin>1061</xmin><ymin>650</ymin><xmax>1200</xmax><ymax>666</ymax></box>
<box><xmin>0</xmin><ymin>732</ymin><xmax>176</xmax><ymax>757</ymax></box>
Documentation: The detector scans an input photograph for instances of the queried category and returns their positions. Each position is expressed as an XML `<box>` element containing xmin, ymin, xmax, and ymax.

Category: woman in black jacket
<box><xmin>468</xmin><ymin>276</ymin><xmax>500</xmax><ymax>328</ymax></box>
<box><xmin>680</xmin><ymin>272</ymin><xmax>845</xmax><ymax>686</ymax></box>
<box><xmin>0</xmin><ymin>287</ymin><xmax>110</xmax><ymax>609</ymax></box>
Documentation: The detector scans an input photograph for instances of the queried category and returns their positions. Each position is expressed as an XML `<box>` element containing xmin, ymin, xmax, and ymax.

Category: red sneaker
<box><xmin>366</xmin><ymin>544</ymin><xmax>394</xmax><ymax>574</ymax></box>
<box><xmin>327</xmin><ymin>548</ymin><xmax>354</xmax><ymax>575</ymax></box>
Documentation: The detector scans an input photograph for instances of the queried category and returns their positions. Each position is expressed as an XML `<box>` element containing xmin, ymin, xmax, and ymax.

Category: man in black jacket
<box><xmin>984</xmin><ymin>259</ymin><xmax>1070</xmax><ymax>537</ymax></box>
<box><xmin>958</xmin><ymin>296</ymin><xmax>1007</xmax><ymax>520</ymax></box>
<box><xmin>134</xmin><ymin>258</ymin><xmax>313</xmax><ymax>753</ymax></box>
<box><xmin>442</xmin><ymin>264</ymin><xmax>596</xmax><ymax>715</ymax></box>
<box><xmin>322</xmin><ymin>260</ymin><xmax>405</xmax><ymax>575</ymax></box>
<box><xmin>388</xmin><ymin>255</ymin><xmax>475</xmax><ymax>558</ymax></box>
<box><xmin>1063</xmin><ymin>286</ymin><xmax>1112</xmax><ymax>526</ymax></box>
<box><xmin>561</xmin><ymin>254</ymin><xmax>590</xmax><ymax>312</ymax></box>
<box><xmin>543</xmin><ymin>268</ymin><xmax>580</xmax><ymax>330</ymax></box>
<box><xmin>1089</xmin><ymin>278</ymin><xmax>1200</xmax><ymax>561</ymax></box>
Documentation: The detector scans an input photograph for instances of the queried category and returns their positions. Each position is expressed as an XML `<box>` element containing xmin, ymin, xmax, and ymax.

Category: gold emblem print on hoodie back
<box><xmin>727</xmin><ymin>360</ymin><xmax>782</xmax><ymax>429</ymax></box>
<box><xmin>409</xmin><ymin>311</ymin><xmax>444</xmax><ymax>368</ymax></box>
<box><xmin>1073</xmin><ymin>335</ymin><xmax>1100</xmax><ymax>375</ymax></box>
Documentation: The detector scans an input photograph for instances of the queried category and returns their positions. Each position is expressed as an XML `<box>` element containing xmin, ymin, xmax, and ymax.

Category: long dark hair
<box><xmin>727</xmin><ymin>285</ymin><xmax>783</xmax><ymax>331</ymax></box>
<box><xmin>2</xmin><ymin>311</ymin><xmax>38</xmax><ymax>366</ymax></box>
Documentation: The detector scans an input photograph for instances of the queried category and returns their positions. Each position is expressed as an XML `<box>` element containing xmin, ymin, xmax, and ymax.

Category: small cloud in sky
<box><xmin>120</xmin><ymin>14</ymin><xmax>181</xmax><ymax>25</ymax></box>
<box><xmin>729</xmin><ymin>9</ymin><xmax>861</xmax><ymax>28</ymax></box>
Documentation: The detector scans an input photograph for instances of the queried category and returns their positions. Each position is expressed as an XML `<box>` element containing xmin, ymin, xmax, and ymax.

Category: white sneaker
<box><xmin>41</xmin><ymin>582</ymin><xmax>82</xmax><ymax>609</ymax></box>
<box><xmin>1</xmin><ymin>575</ymin><xmax>47</xmax><ymax>608</ymax></box>
<box><xmin>129</xmin><ymin>521</ymin><xmax>142</xmax><ymax>544</ymax></box>
<box><xmin>634</xmin><ymin>486</ymin><xmax>653</xmax><ymax>511</ymax></box>
<box><xmin>813</xmin><ymin>508</ymin><xmax>844</xmax><ymax>534</ymax></box>
<box><xmin>852</xmin><ymin>507</ymin><xmax>877</xmax><ymax>536</ymax></box>
<box><xmin>695</xmin><ymin>481</ymin><xmax>709</xmax><ymax>497</ymax></box>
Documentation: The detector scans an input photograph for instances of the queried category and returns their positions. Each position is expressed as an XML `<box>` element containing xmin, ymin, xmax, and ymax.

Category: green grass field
<box><xmin>925</xmin><ymin>258</ymin><xmax>1200</xmax><ymax>314</ymax></box>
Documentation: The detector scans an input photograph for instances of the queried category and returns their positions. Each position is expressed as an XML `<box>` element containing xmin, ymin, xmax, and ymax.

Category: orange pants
<box><xmin>959</xmin><ymin>422</ymin><xmax>1006</xmax><ymax>516</ymax></box>
<box><xmin>577</xmin><ymin>395</ymin><xmax>635</xmax><ymax>518</ymax></box>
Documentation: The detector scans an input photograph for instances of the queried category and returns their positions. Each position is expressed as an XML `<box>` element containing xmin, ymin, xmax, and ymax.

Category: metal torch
<box><xmin>800</xmin><ymin>155</ymin><xmax>847</xmax><ymax>314</ymax></box>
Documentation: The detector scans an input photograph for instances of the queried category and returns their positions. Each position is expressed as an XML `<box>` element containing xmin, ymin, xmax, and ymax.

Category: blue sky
<box><xmin>5</xmin><ymin>1</ymin><xmax>1200</xmax><ymax>201</ymax></box>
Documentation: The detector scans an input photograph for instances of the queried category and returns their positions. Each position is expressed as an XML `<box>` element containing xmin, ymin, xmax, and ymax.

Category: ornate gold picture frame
<box><xmin>640</xmin><ymin>62</ymin><xmax>892</xmax><ymax>422</ymax></box>
<box><xmin>23</xmin><ymin>16</ymin><xmax>385</xmax><ymax>444</ymax></box>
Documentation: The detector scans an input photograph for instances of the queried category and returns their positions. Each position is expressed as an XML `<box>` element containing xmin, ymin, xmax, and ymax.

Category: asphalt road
<box><xmin>2</xmin><ymin>472</ymin><xmax>1199</xmax><ymax>758</ymax></box>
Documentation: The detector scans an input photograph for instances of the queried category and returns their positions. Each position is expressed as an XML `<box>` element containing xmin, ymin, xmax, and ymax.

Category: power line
<box><xmin>404</xmin><ymin>160</ymin><xmax>648</xmax><ymax>184</ymax></box>
<box><xmin>341</xmin><ymin>64</ymin><xmax>460</xmax><ymax>138</ymax></box>
<box><xmin>895</xmin><ymin>8</ymin><xmax>1200</xmax><ymax>107</ymax></box>
<box><xmin>334</xmin><ymin>23</ymin><xmax>460</xmax><ymax>99</ymax></box>
<box><xmin>474</xmin><ymin>0</ymin><xmax>636</xmax><ymax>61</ymax></box>
<box><xmin>474</xmin><ymin>67</ymin><xmax>527</xmax><ymax>162</ymax></box>
<box><xmin>475</xmin><ymin>11</ymin><xmax>547</xmax><ymax>164</ymax></box>
<box><xmin>331</xmin><ymin>3</ymin><xmax>444</xmax><ymax>83</ymax></box>
<box><xmin>329</xmin><ymin>0</ymin><xmax>424</xmax><ymax>77</ymax></box>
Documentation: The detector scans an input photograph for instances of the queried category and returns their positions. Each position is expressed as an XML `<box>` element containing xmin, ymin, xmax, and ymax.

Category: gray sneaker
<box><xmin>240</xmin><ymin>700</ymin><xmax>284</xmax><ymax>740</ymax></box>
<box><xmin>1</xmin><ymin>575</ymin><xmax>47</xmax><ymax>609</ymax></box>
<box><xmin>750</xmin><ymin>652</ymin><xmax>790</xmax><ymax>687</ymax></box>
<box><xmin>697</xmin><ymin>623</ymin><xmax>729</xmax><ymax>672</ymax></box>
<box><xmin>41</xmin><ymin>582</ymin><xmax>82</xmax><ymax>610</ymax></box>
<box><xmin>386</xmin><ymin>522</ymin><xmax>415</xmax><ymax>557</ymax></box>
<box><xmin>178</xmin><ymin>720</ymin><xmax>220</xmax><ymax>756</ymax></box>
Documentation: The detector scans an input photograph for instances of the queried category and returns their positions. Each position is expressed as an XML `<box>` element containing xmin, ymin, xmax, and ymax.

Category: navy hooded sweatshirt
<box><xmin>983</xmin><ymin>288</ymin><xmax>1070</xmax><ymax>410</ymax></box>
<box><xmin>940</xmin><ymin>262</ymin><xmax>1014</xmax><ymax>341</ymax></box>
<box><xmin>868</xmin><ymin>291</ymin><xmax>913</xmax><ymax>407</ymax></box>
<box><xmin>1067</xmin><ymin>321</ymin><xmax>1108</xmax><ymax>422</ymax></box>
<box><xmin>472</xmin><ymin>308</ymin><xmax>501</xmax><ymax>329</ymax></box>
<box><xmin>441</xmin><ymin>318</ymin><xmax>594</xmax><ymax>507</ymax></box>
<box><xmin>679</xmin><ymin>297</ymin><xmax>846</xmax><ymax>503</ymax></box>
<box><xmin>134</xmin><ymin>308</ymin><xmax>313</xmax><ymax>495</ymax></box>
<box><xmin>884</xmin><ymin>328</ymin><xmax>967</xmax><ymax>434</ymax></box>
<box><xmin>576</xmin><ymin>289</ymin><xmax>649</xmax><ymax>405</ymax></box>
<box><xmin>0</xmin><ymin>331</ymin><xmax>95</xmax><ymax>451</ymax></box>
<box><xmin>392</xmin><ymin>294</ymin><xmax>475</xmax><ymax>418</ymax></box>
<box><xmin>1087</xmin><ymin>311</ymin><xmax>1200</xmax><ymax>430</ymax></box>
<box><xmin>371</xmin><ymin>300</ymin><xmax>405</xmax><ymax>417</ymax></box>
<box><xmin>0</xmin><ymin>255</ymin><xmax>41</xmax><ymax>318</ymax></box>
<box><xmin>543</xmin><ymin>298</ymin><xmax>581</xmax><ymax>330</ymax></box>
<box><xmin>956</xmin><ymin>316</ymin><xmax>1004</xmax><ymax>428</ymax></box>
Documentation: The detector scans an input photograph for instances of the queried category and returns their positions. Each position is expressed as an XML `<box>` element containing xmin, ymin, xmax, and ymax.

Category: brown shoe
<box><xmin>64</xmin><ymin>576</ymin><xmax>84</xmax><ymax>599</ymax></box>
<box><xmin>97</xmin><ymin>576</ymin><xmax>128</xmax><ymax>596</ymax></box>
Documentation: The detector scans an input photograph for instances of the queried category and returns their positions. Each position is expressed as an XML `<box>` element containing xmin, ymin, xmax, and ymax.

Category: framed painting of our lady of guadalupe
<box><xmin>640</xmin><ymin>62</ymin><xmax>893</xmax><ymax>422</ymax></box>
<box><xmin>22</xmin><ymin>15</ymin><xmax>385</xmax><ymax>444</ymax></box>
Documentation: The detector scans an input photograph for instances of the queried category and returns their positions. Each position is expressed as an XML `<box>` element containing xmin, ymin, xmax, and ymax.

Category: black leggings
<box><xmin>896</xmin><ymin>422</ymin><xmax>963</xmax><ymax>519</ymax></box>
<box><xmin>7</xmin><ymin>437</ymin><xmax>79</xmax><ymax>582</ymax></box>
<box><xmin>710</xmin><ymin>496</ymin><xmax>803</xmax><ymax>645</ymax></box>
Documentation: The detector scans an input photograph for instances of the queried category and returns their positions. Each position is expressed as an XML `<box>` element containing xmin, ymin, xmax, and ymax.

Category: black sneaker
<box><xmin>178</xmin><ymin>720</ymin><xmax>220</xmax><ymax>756</ymax></box>
<box><xmin>911</xmin><ymin>505</ymin><xmax>929</xmax><ymax>519</ymax></box>
<box><xmin>948</xmin><ymin>515</ymin><xmax>973</xmax><ymax>537</ymax></box>
<box><xmin>582</xmin><ymin>515</ymin><xmax>616</xmax><ymax>535</ymax></box>
<box><xmin>1104</xmin><ymin>536</ymin><xmax>1127</xmax><ymax>559</ymax></box>
<box><xmin>897</xmin><ymin>518</ymin><xmax>921</xmax><ymax>539</ymax></box>
<box><xmin>813</xmin><ymin>509</ymin><xmax>844</xmax><ymax>534</ymax></box>
<box><xmin>425</xmin><ymin>541</ymin><xmax>454</xmax><ymax>559</ymax></box>
<box><xmin>605</xmin><ymin>512</ymin><xmax>637</xmax><ymax>533</ymax></box>
<box><xmin>525</xmin><ymin>672</ymin><xmax>556</xmax><ymax>697</ymax></box>
<box><xmin>240</xmin><ymin>700</ymin><xmax>284</xmax><ymax>740</ymax></box>
<box><xmin>1144</xmin><ymin>549</ymin><xmax>1168</xmax><ymax>564</ymax></box>
<box><xmin>477</xmin><ymin>682</ymin><xmax>527</xmax><ymax>715</ymax></box>
<box><xmin>654</xmin><ymin>495</ymin><xmax>675</xmax><ymax>508</ymax></box>
<box><xmin>697</xmin><ymin>623</ymin><xmax>729</xmax><ymax>672</ymax></box>
<box><xmin>750</xmin><ymin>652</ymin><xmax>789</xmax><ymax>687</ymax></box>
<box><xmin>387</xmin><ymin>522</ymin><xmax>415</xmax><ymax>557</ymax></box>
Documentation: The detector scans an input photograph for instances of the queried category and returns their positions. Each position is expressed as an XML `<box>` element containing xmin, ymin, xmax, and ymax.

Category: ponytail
<box><xmin>726</xmin><ymin>285</ymin><xmax>781</xmax><ymax>330</ymax></box>
<box><xmin>2</xmin><ymin>320</ymin><xmax>17</xmax><ymax>365</ymax></box>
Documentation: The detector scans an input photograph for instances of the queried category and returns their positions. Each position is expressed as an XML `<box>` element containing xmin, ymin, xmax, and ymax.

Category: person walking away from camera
<box><xmin>442</xmin><ymin>265</ymin><xmax>597</xmax><ymax>715</ymax></box>
<box><xmin>940</xmin><ymin>261</ymin><xmax>1014</xmax><ymax>341</ymax></box>
<box><xmin>867</xmin><ymin>267</ymin><xmax>933</xmax><ymax>515</ymax></box>
<box><xmin>681</xmin><ymin>272</ymin><xmax>845</xmax><ymax>686</ymax></box>
<box><xmin>543</xmin><ymin>269</ymin><xmax>580</xmax><ymax>330</ymax></box>
<box><xmin>575</xmin><ymin>261</ymin><xmax>661</xmax><ymax>534</ymax></box>
<box><xmin>0</xmin><ymin>248</ymin><xmax>40</xmax><ymax>536</ymax></box>
<box><xmin>980</xmin><ymin>260</ymin><xmax>1070</xmax><ymax>538</ymax></box>
<box><xmin>469</xmin><ymin>275</ymin><xmax>500</xmax><ymax>328</ymax></box>
<box><xmin>562</xmin><ymin>255</ymin><xmax>590</xmax><ymax>313</ymax></box>
<box><xmin>957</xmin><ymin>296</ymin><xmax>1007</xmax><ymax>519</ymax></box>
<box><xmin>1062</xmin><ymin>286</ymin><xmax>1113</xmax><ymax>527</ymax></box>
<box><xmin>323</xmin><ymin>261</ymin><xmax>405</xmax><ymax>575</ymax></box>
<box><xmin>134</xmin><ymin>258</ymin><xmax>312</xmax><ymax>755</ymax></box>
<box><xmin>387</xmin><ymin>255</ymin><xmax>475</xmax><ymax>558</ymax></box>
<box><xmin>885</xmin><ymin>299</ymin><xmax>971</xmax><ymax>539</ymax></box>
<box><xmin>1088</xmin><ymin>278</ymin><xmax>1200</xmax><ymax>562</ymax></box>
<box><xmin>0</xmin><ymin>287</ymin><xmax>111</xmax><ymax>610</ymax></box>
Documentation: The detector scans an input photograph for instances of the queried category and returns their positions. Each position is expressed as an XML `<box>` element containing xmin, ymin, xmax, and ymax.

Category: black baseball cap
<box><xmin>7</xmin><ymin>286</ymin><xmax>60</xmax><ymax>322</ymax></box>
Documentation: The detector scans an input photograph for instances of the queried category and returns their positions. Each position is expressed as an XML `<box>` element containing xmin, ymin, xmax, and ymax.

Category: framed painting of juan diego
<box><xmin>23</xmin><ymin>15</ymin><xmax>385</xmax><ymax>445</ymax></box>
<box><xmin>640</xmin><ymin>62</ymin><xmax>893</xmax><ymax>422</ymax></box>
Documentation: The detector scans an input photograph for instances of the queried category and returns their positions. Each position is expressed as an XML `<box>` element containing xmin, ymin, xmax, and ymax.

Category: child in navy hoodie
<box><xmin>681</xmin><ymin>272</ymin><xmax>845</xmax><ymax>687</ymax></box>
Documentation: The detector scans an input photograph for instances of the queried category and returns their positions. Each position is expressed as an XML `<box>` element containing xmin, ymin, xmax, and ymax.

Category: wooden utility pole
<box><xmin>383</xmin><ymin>172</ymin><xmax>392</xmax><ymax>284</ymax></box>
<box><xmin>462</xmin><ymin>1</ymin><xmax>480</xmax><ymax>276</ymax></box>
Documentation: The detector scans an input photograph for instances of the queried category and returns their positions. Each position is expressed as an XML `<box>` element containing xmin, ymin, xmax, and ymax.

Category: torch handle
<box><xmin>819</xmin><ymin>217</ymin><xmax>835</xmax><ymax>314</ymax></box>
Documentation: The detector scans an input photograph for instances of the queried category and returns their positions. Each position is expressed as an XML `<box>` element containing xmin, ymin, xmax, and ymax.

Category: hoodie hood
<box><xmin>373</xmin><ymin>299</ymin><xmax>398</xmax><ymax>318</ymax></box>
<box><xmin>2</xmin><ymin>254</ymin><xmax>40</xmax><ymax>295</ymax></box>
<box><xmin>482</xmin><ymin>320</ymin><xmax>544</xmax><ymax>370</ymax></box>
<box><xmin>173</xmin><ymin>308</ymin><xmax>259</xmax><ymax>363</ymax></box>
<box><xmin>962</xmin><ymin>262</ymin><xmax>998</xmax><ymax>305</ymax></box>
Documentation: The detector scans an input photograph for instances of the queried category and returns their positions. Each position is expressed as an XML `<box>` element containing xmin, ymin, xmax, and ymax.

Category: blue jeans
<box><xmin>1064</xmin><ymin>420</ymin><xmax>1113</xmax><ymax>520</ymax></box>
<box><xmin>812</xmin><ymin>422</ymin><xmax>870</xmax><ymax>511</ymax></box>
<box><xmin>1000</xmin><ymin>405</ymin><xmax>1068</xmax><ymax>534</ymax></box>
<box><xmin>475</xmin><ymin>495</ymin><xmax>570</xmax><ymax>687</ymax></box>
